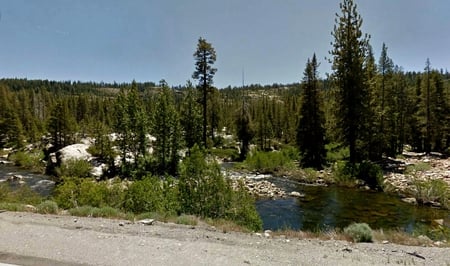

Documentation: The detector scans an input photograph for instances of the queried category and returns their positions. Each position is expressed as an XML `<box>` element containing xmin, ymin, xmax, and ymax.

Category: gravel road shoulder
<box><xmin>0</xmin><ymin>212</ymin><xmax>448</xmax><ymax>266</ymax></box>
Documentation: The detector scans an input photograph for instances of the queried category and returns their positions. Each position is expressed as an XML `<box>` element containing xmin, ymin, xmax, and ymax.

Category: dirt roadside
<box><xmin>0</xmin><ymin>212</ymin><xmax>448</xmax><ymax>266</ymax></box>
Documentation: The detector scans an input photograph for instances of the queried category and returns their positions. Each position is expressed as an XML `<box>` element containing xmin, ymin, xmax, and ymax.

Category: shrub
<box><xmin>332</xmin><ymin>161</ymin><xmax>356</xmax><ymax>185</ymax></box>
<box><xmin>123</xmin><ymin>176</ymin><xmax>165</xmax><ymax>214</ymax></box>
<box><xmin>239</xmin><ymin>149</ymin><xmax>296</xmax><ymax>174</ymax></box>
<box><xmin>69</xmin><ymin>206</ymin><xmax>96</xmax><ymax>217</ymax></box>
<box><xmin>227</xmin><ymin>180</ymin><xmax>263</xmax><ymax>232</ymax></box>
<box><xmin>9</xmin><ymin>151</ymin><xmax>45</xmax><ymax>172</ymax></box>
<box><xmin>344</xmin><ymin>223</ymin><xmax>373</xmax><ymax>243</ymax></box>
<box><xmin>56</xmin><ymin>159</ymin><xmax>92</xmax><ymax>178</ymax></box>
<box><xmin>326</xmin><ymin>143</ymin><xmax>349</xmax><ymax>163</ymax></box>
<box><xmin>54</xmin><ymin>177</ymin><xmax>117</xmax><ymax>209</ymax></box>
<box><xmin>91</xmin><ymin>206</ymin><xmax>121</xmax><ymax>218</ymax></box>
<box><xmin>412</xmin><ymin>178</ymin><xmax>449</xmax><ymax>208</ymax></box>
<box><xmin>36</xmin><ymin>200</ymin><xmax>59</xmax><ymax>214</ymax></box>
<box><xmin>3</xmin><ymin>185</ymin><xmax>42</xmax><ymax>205</ymax></box>
<box><xmin>405</xmin><ymin>162</ymin><xmax>431</xmax><ymax>174</ymax></box>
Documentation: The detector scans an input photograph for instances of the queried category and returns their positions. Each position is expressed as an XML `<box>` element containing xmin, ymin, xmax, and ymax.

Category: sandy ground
<box><xmin>0</xmin><ymin>212</ymin><xmax>449</xmax><ymax>266</ymax></box>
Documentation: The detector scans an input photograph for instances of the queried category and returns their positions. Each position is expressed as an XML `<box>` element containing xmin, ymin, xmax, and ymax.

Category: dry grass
<box><xmin>271</xmin><ymin>228</ymin><xmax>352</xmax><ymax>242</ymax></box>
<box><xmin>205</xmin><ymin>218</ymin><xmax>251</xmax><ymax>233</ymax></box>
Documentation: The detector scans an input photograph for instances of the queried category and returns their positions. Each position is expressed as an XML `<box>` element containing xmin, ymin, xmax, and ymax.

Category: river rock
<box><xmin>401</xmin><ymin>197</ymin><xmax>417</xmax><ymax>205</ymax></box>
<box><xmin>137</xmin><ymin>219</ymin><xmax>155</xmax><ymax>225</ymax></box>
<box><xmin>290</xmin><ymin>191</ymin><xmax>304</xmax><ymax>198</ymax></box>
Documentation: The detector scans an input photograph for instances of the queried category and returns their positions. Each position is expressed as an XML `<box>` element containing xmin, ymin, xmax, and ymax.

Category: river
<box><xmin>256</xmin><ymin>175</ymin><xmax>450</xmax><ymax>233</ymax></box>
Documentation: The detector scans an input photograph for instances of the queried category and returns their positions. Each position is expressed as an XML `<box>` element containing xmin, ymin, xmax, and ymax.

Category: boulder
<box><xmin>57</xmin><ymin>143</ymin><xmax>92</xmax><ymax>163</ymax></box>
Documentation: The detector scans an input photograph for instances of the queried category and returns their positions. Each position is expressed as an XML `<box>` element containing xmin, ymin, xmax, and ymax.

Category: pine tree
<box><xmin>192</xmin><ymin>37</ymin><xmax>217</xmax><ymax>148</ymax></box>
<box><xmin>236</xmin><ymin>101</ymin><xmax>255</xmax><ymax>160</ymax></box>
<box><xmin>180</xmin><ymin>81</ymin><xmax>203</xmax><ymax>151</ymax></box>
<box><xmin>296</xmin><ymin>54</ymin><xmax>326</xmax><ymax>169</ymax></box>
<box><xmin>152</xmin><ymin>81</ymin><xmax>182</xmax><ymax>175</ymax></box>
<box><xmin>330</xmin><ymin>0</ymin><xmax>371</xmax><ymax>163</ymax></box>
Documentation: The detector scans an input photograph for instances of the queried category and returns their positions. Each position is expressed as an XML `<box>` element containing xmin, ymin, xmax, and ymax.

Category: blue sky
<box><xmin>0</xmin><ymin>0</ymin><xmax>449</xmax><ymax>88</ymax></box>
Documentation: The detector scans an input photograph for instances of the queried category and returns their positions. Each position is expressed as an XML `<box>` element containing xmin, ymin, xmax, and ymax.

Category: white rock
<box><xmin>137</xmin><ymin>219</ymin><xmax>155</xmax><ymax>226</ymax></box>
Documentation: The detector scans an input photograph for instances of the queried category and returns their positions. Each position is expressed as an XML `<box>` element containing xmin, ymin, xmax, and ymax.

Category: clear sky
<box><xmin>0</xmin><ymin>0</ymin><xmax>449</xmax><ymax>88</ymax></box>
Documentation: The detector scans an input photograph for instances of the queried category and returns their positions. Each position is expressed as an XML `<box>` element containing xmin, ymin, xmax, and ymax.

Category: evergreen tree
<box><xmin>47</xmin><ymin>99</ymin><xmax>77</xmax><ymax>150</ymax></box>
<box><xmin>236</xmin><ymin>101</ymin><xmax>255</xmax><ymax>160</ymax></box>
<box><xmin>152</xmin><ymin>81</ymin><xmax>182</xmax><ymax>175</ymax></box>
<box><xmin>192</xmin><ymin>37</ymin><xmax>217</xmax><ymax>148</ymax></box>
<box><xmin>180</xmin><ymin>81</ymin><xmax>203</xmax><ymax>151</ymax></box>
<box><xmin>296</xmin><ymin>54</ymin><xmax>326</xmax><ymax>169</ymax></box>
<box><xmin>330</xmin><ymin>0</ymin><xmax>371</xmax><ymax>163</ymax></box>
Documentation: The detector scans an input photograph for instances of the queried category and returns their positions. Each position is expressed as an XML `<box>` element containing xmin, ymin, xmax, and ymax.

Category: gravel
<box><xmin>0</xmin><ymin>212</ymin><xmax>449</xmax><ymax>266</ymax></box>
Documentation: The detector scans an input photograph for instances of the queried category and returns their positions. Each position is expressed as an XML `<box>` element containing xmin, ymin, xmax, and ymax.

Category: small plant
<box><xmin>56</xmin><ymin>159</ymin><xmax>92</xmax><ymax>178</ymax></box>
<box><xmin>405</xmin><ymin>162</ymin><xmax>431</xmax><ymax>174</ymax></box>
<box><xmin>176</xmin><ymin>214</ymin><xmax>198</xmax><ymax>226</ymax></box>
<box><xmin>411</xmin><ymin>178</ymin><xmax>449</xmax><ymax>208</ymax></box>
<box><xmin>344</xmin><ymin>223</ymin><xmax>373</xmax><ymax>243</ymax></box>
<box><xmin>8</xmin><ymin>150</ymin><xmax>45</xmax><ymax>172</ymax></box>
<box><xmin>332</xmin><ymin>161</ymin><xmax>356</xmax><ymax>186</ymax></box>
<box><xmin>36</xmin><ymin>200</ymin><xmax>59</xmax><ymax>214</ymax></box>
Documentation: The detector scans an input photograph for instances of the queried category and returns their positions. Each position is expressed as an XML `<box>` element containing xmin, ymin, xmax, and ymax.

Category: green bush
<box><xmin>9</xmin><ymin>151</ymin><xmax>45</xmax><ymax>172</ymax></box>
<box><xmin>412</xmin><ymin>178</ymin><xmax>449</xmax><ymax>208</ymax></box>
<box><xmin>239</xmin><ymin>149</ymin><xmax>296</xmax><ymax>174</ymax></box>
<box><xmin>0</xmin><ymin>202</ymin><xmax>27</xmax><ymax>212</ymax></box>
<box><xmin>332</xmin><ymin>161</ymin><xmax>356</xmax><ymax>185</ymax></box>
<box><xmin>123</xmin><ymin>176</ymin><xmax>165</xmax><ymax>214</ymax></box>
<box><xmin>344</xmin><ymin>223</ymin><xmax>373</xmax><ymax>242</ymax></box>
<box><xmin>405</xmin><ymin>162</ymin><xmax>432</xmax><ymax>174</ymax></box>
<box><xmin>326</xmin><ymin>143</ymin><xmax>349</xmax><ymax>163</ymax></box>
<box><xmin>227</xmin><ymin>180</ymin><xmax>263</xmax><ymax>232</ymax></box>
<box><xmin>56</xmin><ymin>159</ymin><xmax>92</xmax><ymax>178</ymax></box>
<box><xmin>91</xmin><ymin>206</ymin><xmax>121</xmax><ymax>218</ymax></box>
<box><xmin>1</xmin><ymin>185</ymin><xmax>42</xmax><ymax>205</ymax></box>
<box><xmin>36</xmin><ymin>200</ymin><xmax>59</xmax><ymax>214</ymax></box>
<box><xmin>54</xmin><ymin>177</ymin><xmax>121</xmax><ymax>209</ymax></box>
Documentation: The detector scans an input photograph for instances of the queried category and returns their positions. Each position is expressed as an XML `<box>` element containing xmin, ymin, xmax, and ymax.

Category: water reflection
<box><xmin>256</xmin><ymin>177</ymin><xmax>450</xmax><ymax>232</ymax></box>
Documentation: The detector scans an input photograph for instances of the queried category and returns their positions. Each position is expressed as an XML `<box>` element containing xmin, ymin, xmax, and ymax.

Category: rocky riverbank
<box><xmin>383</xmin><ymin>152</ymin><xmax>450</xmax><ymax>207</ymax></box>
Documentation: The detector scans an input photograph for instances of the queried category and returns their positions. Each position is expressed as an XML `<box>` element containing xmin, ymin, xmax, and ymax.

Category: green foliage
<box><xmin>178</xmin><ymin>145</ymin><xmax>232</xmax><ymax>218</ymax></box>
<box><xmin>56</xmin><ymin>159</ymin><xmax>92</xmax><ymax>178</ymax></box>
<box><xmin>123</xmin><ymin>176</ymin><xmax>165</xmax><ymax>214</ymax></box>
<box><xmin>8</xmin><ymin>150</ymin><xmax>45</xmax><ymax>172</ymax></box>
<box><xmin>405</xmin><ymin>162</ymin><xmax>431</xmax><ymax>174</ymax></box>
<box><xmin>240</xmin><ymin>149</ymin><xmax>296</xmax><ymax>174</ymax></box>
<box><xmin>53</xmin><ymin>177</ymin><xmax>123</xmax><ymax>209</ymax></box>
<box><xmin>0</xmin><ymin>183</ymin><xmax>42</xmax><ymax>205</ymax></box>
<box><xmin>297</xmin><ymin>54</ymin><xmax>326</xmax><ymax>169</ymax></box>
<box><xmin>411</xmin><ymin>178</ymin><xmax>449</xmax><ymax>208</ymax></box>
<box><xmin>0</xmin><ymin>202</ymin><xmax>28</xmax><ymax>212</ymax></box>
<box><xmin>192</xmin><ymin>37</ymin><xmax>217</xmax><ymax>148</ymax></box>
<box><xmin>344</xmin><ymin>223</ymin><xmax>373</xmax><ymax>242</ymax></box>
<box><xmin>36</xmin><ymin>200</ymin><xmax>59</xmax><ymax>214</ymax></box>
<box><xmin>227</xmin><ymin>180</ymin><xmax>263</xmax><ymax>231</ymax></box>
<box><xmin>208</xmin><ymin>148</ymin><xmax>239</xmax><ymax>161</ymax></box>
<box><xmin>357</xmin><ymin>161</ymin><xmax>384</xmax><ymax>190</ymax></box>
<box><xmin>152</xmin><ymin>83</ymin><xmax>182</xmax><ymax>176</ymax></box>
<box><xmin>68</xmin><ymin>206</ymin><xmax>122</xmax><ymax>218</ymax></box>
<box><xmin>332</xmin><ymin>161</ymin><xmax>356</xmax><ymax>185</ymax></box>
<box><xmin>330</xmin><ymin>0</ymin><xmax>372</xmax><ymax>163</ymax></box>
<box><xmin>326</xmin><ymin>143</ymin><xmax>349</xmax><ymax>163</ymax></box>
<box><xmin>178</xmin><ymin>145</ymin><xmax>261</xmax><ymax>230</ymax></box>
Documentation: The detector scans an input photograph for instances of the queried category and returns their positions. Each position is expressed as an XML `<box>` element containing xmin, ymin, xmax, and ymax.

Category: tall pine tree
<box><xmin>330</xmin><ymin>0</ymin><xmax>371</xmax><ymax>163</ymax></box>
<box><xmin>296</xmin><ymin>54</ymin><xmax>326</xmax><ymax>169</ymax></box>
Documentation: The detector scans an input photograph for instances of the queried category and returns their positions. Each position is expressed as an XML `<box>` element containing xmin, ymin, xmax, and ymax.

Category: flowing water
<box><xmin>0</xmin><ymin>163</ymin><xmax>55</xmax><ymax>197</ymax></box>
<box><xmin>256</xmin><ymin>176</ymin><xmax>450</xmax><ymax>232</ymax></box>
